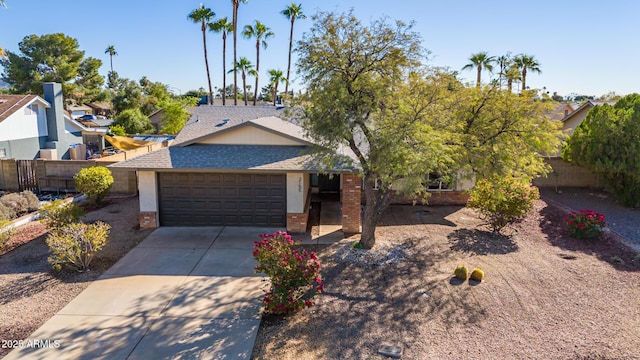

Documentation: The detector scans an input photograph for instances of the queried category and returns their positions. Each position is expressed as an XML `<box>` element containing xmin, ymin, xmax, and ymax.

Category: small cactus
<box><xmin>454</xmin><ymin>265</ymin><xmax>469</xmax><ymax>280</ymax></box>
<box><xmin>470</xmin><ymin>268</ymin><xmax>485</xmax><ymax>281</ymax></box>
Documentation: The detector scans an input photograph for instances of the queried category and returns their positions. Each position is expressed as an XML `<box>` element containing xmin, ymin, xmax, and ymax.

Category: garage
<box><xmin>158</xmin><ymin>172</ymin><xmax>286</xmax><ymax>226</ymax></box>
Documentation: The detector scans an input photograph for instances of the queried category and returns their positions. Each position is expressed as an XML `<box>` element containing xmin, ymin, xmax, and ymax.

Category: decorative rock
<box><xmin>378</xmin><ymin>343</ymin><xmax>403</xmax><ymax>359</ymax></box>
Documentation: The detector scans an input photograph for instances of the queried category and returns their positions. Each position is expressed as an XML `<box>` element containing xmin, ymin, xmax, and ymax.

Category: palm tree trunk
<box><xmin>476</xmin><ymin>65</ymin><xmax>482</xmax><ymax>87</ymax></box>
<box><xmin>242</xmin><ymin>72</ymin><xmax>248</xmax><ymax>106</ymax></box>
<box><xmin>222</xmin><ymin>32</ymin><xmax>227</xmax><ymax>105</ymax></box>
<box><xmin>253</xmin><ymin>41</ymin><xmax>259</xmax><ymax>106</ymax></box>
<box><xmin>109</xmin><ymin>55</ymin><xmax>113</xmax><ymax>73</ymax></box>
<box><xmin>284</xmin><ymin>17</ymin><xmax>295</xmax><ymax>98</ymax></box>
<box><xmin>233</xmin><ymin>4</ymin><xmax>239</xmax><ymax>105</ymax></box>
<box><xmin>273</xmin><ymin>82</ymin><xmax>278</xmax><ymax>106</ymax></box>
<box><xmin>202</xmin><ymin>21</ymin><xmax>214</xmax><ymax>105</ymax></box>
<box><xmin>521</xmin><ymin>68</ymin><xmax>527</xmax><ymax>91</ymax></box>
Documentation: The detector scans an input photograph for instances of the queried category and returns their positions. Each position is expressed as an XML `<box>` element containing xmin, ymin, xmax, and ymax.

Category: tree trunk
<box><xmin>359</xmin><ymin>176</ymin><xmax>392</xmax><ymax>249</ymax></box>
<box><xmin>109</xmin><ymin>55</ymin><xmax>113</xmax><ymax>74</ymax></box>
<box><xmin>242</xmin><ymin>72</ymin><xmax>248</xmax><ymax>106</ymax></box>
<box><xmin>253</xmin><ymin>41</ymin><xmax>259</xmax><ymax>106</ymax></box>
<box><xmin>273</xmin><ymin>82</ymin><xmax>278</xmax><ymax>106</ymax></box>
<box><xmin>521</xmin><ymin>68</ymin><xmax>527</xmax><ymax>91</ymax></box>
<box><xmin>222</xmin><ymin>32</ymin><xmax>226</xmax><ymax>105</ymax></box>
<box><xmin>233</xmin><ymin>5</ymin><xmax>239</xmax><ymax>105</ymax></box>
<box><xmin>202</xmin><ymin>22</ymin><xmax>213</xmax><ymax>105</ymax></box>
<box><xmin>285</xmin><ymin>17</ymin><xmax>295</xmax><ymax>99</ymax></box>
<box><xmin>476</xmin><ymin>65</ymin><xmax>482</xmax><ymax>87</ymax></box>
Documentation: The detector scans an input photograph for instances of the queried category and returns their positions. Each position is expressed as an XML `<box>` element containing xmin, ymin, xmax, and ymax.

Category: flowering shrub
<box><xmin>467</xmin><ymin>176</ymin><xmax>540</xmax><ymax>233</ymax></box>
<box><xmin>253</xmin><ymin>231</ymin><xmax>323</xmax><ymax>315</ymax></box>
<box><xmin>564</xmin><ymin>210</ymin><xmax>606</xmax><ymax>239</ymax></box>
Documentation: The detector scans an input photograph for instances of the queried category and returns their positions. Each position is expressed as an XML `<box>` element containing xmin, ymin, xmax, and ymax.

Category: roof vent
<box><xmin>215</xmin><ymin>119</ymin><xmax>229</xmax><ymax>127</ymax></box>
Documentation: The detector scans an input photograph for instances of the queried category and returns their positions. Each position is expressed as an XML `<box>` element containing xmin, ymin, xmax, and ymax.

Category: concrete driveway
<box><xmin>5</xmin><ymin>227</ymin><xmax>275</xmax><ymax>360</ymax></box>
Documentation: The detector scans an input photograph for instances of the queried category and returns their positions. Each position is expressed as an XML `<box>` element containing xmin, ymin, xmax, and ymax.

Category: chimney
<box><xmin>43</xmin><ymin>82</ymin><xmax>66</xmax><ymax>154</ymax></box>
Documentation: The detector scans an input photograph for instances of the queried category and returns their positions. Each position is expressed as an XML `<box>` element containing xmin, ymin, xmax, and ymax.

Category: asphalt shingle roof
<box><xmin>0</xmin><ymin>95</ymin><xmax>41</xmax><ymax>123</ymax></box>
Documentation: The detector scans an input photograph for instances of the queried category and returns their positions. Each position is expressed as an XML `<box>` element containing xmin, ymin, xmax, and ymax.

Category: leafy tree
<box><xmin>230</xmin><ymin>57</ymin><xmax>255</xmax><ymax>106</ymax></box>
<box><xmin>112</xmin><ymin>78</ymin><xmax>146</xmax><ymax>114</ymax></box>
<box><xmin>104</xmin><ymin>45</ymin><xmax>117</xmax><ymax>74</ymax></box>
<box><xmin>513</xmin><ymin>54</ymin><xmax>541</xmax><ymax>91</ymax></box>
<box><xmin>244</xmin><ymin>21</ymin><xmax>274</xmax><ymax>105</ymax></box>
<box><xmin>231</xmin><ymin>0</ymin><xmax>249</xmax><ymax>105</ymax></box>
<box><xmin>109</xmin><ymin>124</ymin><xmax>127</xmax><ymax>136</ymax></box>
<box><xmin>188</xmin><ymin>5</ymin><xmax>215</xmax><ymax>105</ymax></box>
<box><xmin>462</xmin><ymin>51</ymin><xmax>494</xmax><ymax>87</ymax></box>
<box><xmin>267</xmin><ymin>69</ymin><xmax>286</xmax><ymax>106</ymax></box>
<box><xmin>563</xmin><ymin>94</ymin><xmax>640</xmax><ymax>207</ymax></box>
<box><xmin>281</xmin><ymin>3</ymin><xmax>306</xmax><ymax>98</ymax></box>
<box><xmin>1</xmin><ymin>33</ymin><xmax>104</xmax><ymax>98</ymax></box>
<box><xmin>112</xmin><ymin>108</ymin><xmax>154</xmax><ymax>134</ymax></box>
<box><xmin>209</xmin><ymin>17</ymin><xmax>233</xmax><ymax>105</ymax></box>
<box><xmin>74</xmin><ymin>166</ymin><xmax>114</xmax><ymax>205</ymax></box>
<box><xmin>159</xmin><ymin>96</ymin><xmax>198</xmax><ymax>134</ymax></box>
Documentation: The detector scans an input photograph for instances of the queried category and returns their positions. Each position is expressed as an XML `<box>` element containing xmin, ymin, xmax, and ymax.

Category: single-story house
<box><xmin>86</xmin><ymin>102</ymin><xmax>112</xmax><ymax>118</ymax></box>
<box><xmin>66</xmin><ymin>103</ymin><xmax>92</xmax><ymax>119</ymax></box>
<box><xmin>0</xmin><ymin>83</ymin><xmax>107</xmax><ymax>160</ymax></box>
<box><xmin>111</xmin><ymin>106</ymin><xmax>361</xmax><ymax>233</ymax></box>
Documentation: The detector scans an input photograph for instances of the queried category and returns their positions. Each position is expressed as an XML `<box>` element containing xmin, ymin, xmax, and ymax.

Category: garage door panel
<box><xmin>159</xmin><ymin>173</ymin><xmax>286</xmax><ymax>227</ymax></box>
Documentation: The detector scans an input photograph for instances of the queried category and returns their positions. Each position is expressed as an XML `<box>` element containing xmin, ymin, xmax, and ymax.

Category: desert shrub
<box><xmin>74</xmin><ymin>166</ymin><xmax>114</xmax><ymax>205</ymax></box>
<box><xmin>454</xmin><ymin>265</ymin><xmax>469</xmax><ymax>280</ymax></box>
<box><xmin>0</xmin><ymin>193</ymin><xmax>28</xmax><ymax>215</ymax></box>
<box><xmin>0</xmin><ymin>202</ymin><xmax>15</xmax><ymax>220</ymax></box>
<box><xmin>470</xmin><ymin>268</ymin><xmax>485</xmax><ymax>281</ymax></box>
<box><xmin>564</xmin><ymin>210</ymin><xmax>606</xmax><ymax>239</ymax></box>
<box><xmin>253</xmin><ymin>231</ymin><xmax>323</xmax><ymax>315</ymax></box>
<box><xmin>467</xmin><ymin>177</ymin><xmax>540</xmax><ymax>233</ymax></box>
<box><xmin>0</xmin><ymin>219</ymin><xmax>16</xmax><ymax>250</ymax></box>
<box><xmin>39</xmin><ymin>200</ymin><xmax>84</xmax><ymax>230</ymax></box>
<box><xmin>20</xmin><ymin>190</ymin><xmax>40</xmax><ymax>212</ymax></box>
<box><xmin>46</xmin><ymin>221</ymin><xmax>111</xmax><ymax>271</ymax></box>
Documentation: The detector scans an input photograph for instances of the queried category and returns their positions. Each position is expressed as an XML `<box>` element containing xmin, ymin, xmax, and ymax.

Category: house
<box><xmin>111</xmin><ymin>106</ymin><xmax>361</xmax><ymax>233</ymax></box>
<box><xmin>66</xmin><ymin>103</ymin><xmax>92</xmax><ymax>119</ymax></box>
<box><xmin>560</xmin><ymin>100</ymin><xmax>616</xmax><ymax>137</ymax></box>
<box><xmin>86</xmin><ymin>102</ymin><xmax>112</xmax><ymax>118</ymax></box>
<box><xmin>0</xmin><ymin>82</ymin><xmax>107</xmax><ymax>160</ymax></box>
<box><xmin>148</xmin><ymin>108</ymin><xmax>164</xmax><ymax>132</ymax></box>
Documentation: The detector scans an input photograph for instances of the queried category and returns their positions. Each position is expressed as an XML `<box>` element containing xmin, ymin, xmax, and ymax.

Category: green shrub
<box><xmin>253</xmin><ymin>231</ymin><xmax>323</xmax><ymax>315</ymax></box>
<box><xmin>0</xmin><ymin>193</ymin><xmax>28</xmax><ymax>215</ymax></box>
<box><xmin>20</xmin><ymin>190</ymin><xmax>40</xmax><ymax>212</ymax></box>
<box><xmin>74</xmin><ymin>166</ymin><xmax>114</xmax><ymax>205</ymax></box>
<box><xmin>0</xmin><ymin>202</ymin><xmax>15</xmax><ymax>220</ymax></box>
<box><xmin>39</xmin><ymin>200</ymin><xmax>84</xmax><ymax>230</ymax></box>
<box><xmin>0</xmin><ymin>219</ymin><xmax>16</xmax><ymax>250</ymax></box>
<box><xmin>467</xmin><ymin>177</ymin><xmax>540</xmax><ymax>233</ymax></box>
<box><xmin>46</xmin><ymin>221</ymin><xmax>111</xmax><ymax>271</ymax></box>
<box><xmin>470</xmin><ymin>268</ymin><xmax>485</xmax><ymax>281</ymax></box>
<box><xmin>454</xmin><ymin>265</ymin><xmax>469</xmax><ymax>280</ymax></box>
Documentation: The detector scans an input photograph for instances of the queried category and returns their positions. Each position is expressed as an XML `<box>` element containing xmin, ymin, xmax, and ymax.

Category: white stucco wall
<box><xmin>138</xmin><ymin>171</ymin><xmax>158</xmax><ymax>212</ymax></box>
<box><xmin>198</xmin><ymin>126</ymin><xmax>304</xmax><ymax>146</ymax></box>
<box><xmin>286</xmin><ymin>173</ymin><xmax>309</xmax><ymax>213</ymax></box>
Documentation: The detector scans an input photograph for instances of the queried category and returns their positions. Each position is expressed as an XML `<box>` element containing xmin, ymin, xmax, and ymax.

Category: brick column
<box><xmin>341</xmin><ymin>173</ymin><xmax>361</xmax><ymax>233</ymax></box>
<box><xmin>139</xmin><ymin>212</ymin><xmax>158</xmax><ymax>229</ymax></box>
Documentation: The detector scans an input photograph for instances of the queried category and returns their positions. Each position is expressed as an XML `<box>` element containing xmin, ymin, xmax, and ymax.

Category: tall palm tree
<box><xmin>281</xmin><ymin>3</ymin><xmax>305</xmax><ymax>99</ymax></box>
<box><xmin>209</xmin><ymin>17</ymin><xmax>233</xmax><ymax>105</ymax></box>
<box><xmin>462</xmin><ymin>51</ymin><xmax>495</xmax><ymax>87</ymax></box>
<box><xmin>104</xmin><ymin>45</ymin><xmax>117</xmax><ymax>73</ymax></box>
<box><xmin>513</xmin><ymin>54</ymin><xmax>541</xmax><ymax>91</ymax></box>
<box><xmin>188</xmin><ymin>5</ymin><xmax>215</xmax><ymax>105</ymax></box>
<box><xmin>268</xmin><ymin>69</ymin><xmax>287</xmax><ymax>106</ymax></box>
<box><xmin>505</xmin><ymin>63</ymin><xmax>521</xmax><ymax>92</ymax></box>
<box><xmin>231</xmin><ymin>0</ymin><xmax>249</xmax><ymax>105</ymax></box>
<box><xmin>495</xmin><ymin>53</ymin><xmax>511</xmax><ymax>89</ymax></box>
<box><xmin>229</xmin><ymin>57</ymin><xmax>255</xmax><ymax>106</ymax></box>
<box><xmin>243</xmin><ymin>20</ymin><xmax>274</xmax><ymax>106</ymax></box>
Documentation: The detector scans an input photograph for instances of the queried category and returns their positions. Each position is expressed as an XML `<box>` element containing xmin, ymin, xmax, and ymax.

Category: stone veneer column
<box><xmin>341</xmin><ymin>173</ymin><xmax>361</xmax><ymax>233</ymax></box>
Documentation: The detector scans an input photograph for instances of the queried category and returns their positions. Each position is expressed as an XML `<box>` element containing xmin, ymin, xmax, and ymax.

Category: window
<box><xmin>425</xmin><ymin>172</ymin><xmax>455</xmax><ymax>191</ymax></box>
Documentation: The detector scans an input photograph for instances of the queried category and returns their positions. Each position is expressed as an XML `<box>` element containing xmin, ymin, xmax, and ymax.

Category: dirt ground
<box><xmin>0</xmin><ymin>196</ymin><xmax>152</xmax><ymax>358</ymax></box>
<box><xmin>252</xmin><ymin>200</ymin><xmax>640</xmax><ymax>359</ymax></box>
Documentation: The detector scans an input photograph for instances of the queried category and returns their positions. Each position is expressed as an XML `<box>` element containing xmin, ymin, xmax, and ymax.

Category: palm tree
<box><xmin>462</xmin><ymin>51</ymin><xmax>495</xmax><ymax>87</ymax></box>
<box><xmin>495</xmin><ymin>53</ymin><xmax>511</xmax><ymax>89</ymax></box>
<box><xmin>104</xmin><ymin>45</ymin><xmax>117</xmax><ymax>73</ymax></box>
<box><xmin>231</xmin><ymin>0</ymin><xmax>249</xmax><ymax>105</ymax></box>
<box><xmin>505</xmin><ymin>63</ymin><xmax>521</xmax><ymax>92</ymax></box>
<box><xmin>0</xmin><ymin>1</ymin><xmax>6</xmax><ymax>8</ymax></box>
<box><xmin>281</xmin><ymin>3</ymin><xmax>305</xmax><ymax>99</ymax></box>
<box><xmin>229</xmin><ymin>57</ymin><xmax>255</xmax><ymax>106</ymax></box>
<box><xmin>243</xmin><ymin>21</ymin><xmax>274</xmax><ymax>106</ymax></box>
<box><xmin>188</xmin><ymin>5</ymin><xmax>215</xmax><ymax>105</ymax></box>
<box><xmin>208</xmin><ymin>17</ymin><xmax>233</xmax><ymax>105</ymax></box>
<box><xmin>513</xmin><ymin>54</ymin><xmax>541</xmax><ymax>91</ymax></box>
<box><xmin>268</xmin><ymin>69</ymin><xmax>287</xmax><ymax>106</ymax></box>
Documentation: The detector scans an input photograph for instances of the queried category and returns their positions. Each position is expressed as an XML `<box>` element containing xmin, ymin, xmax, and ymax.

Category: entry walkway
<box><xmin>6</xmin><ymin>227</ymin><xmax>272</xmax><ymax>359</ymax></box>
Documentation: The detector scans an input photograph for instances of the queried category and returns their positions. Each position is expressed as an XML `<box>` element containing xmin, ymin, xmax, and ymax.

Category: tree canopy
<box><xmin>296</xmin><ymin>11</ymin><xmax>561</xmax><ymax>248</ymax></box>
<box><xmin>0</xmin><ymin>33</ymin><xmax>104</xmax><ymax>99</ymax></box>
<box><xmin>563</xmin><ymin>94</ymin><xmax>640</xmax><ymax>207</ymax></box>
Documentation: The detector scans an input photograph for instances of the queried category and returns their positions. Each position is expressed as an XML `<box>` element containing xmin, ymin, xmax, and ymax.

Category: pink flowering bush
<box><xmin>253</xmin><ymin>231</ymin><xmax>323</xmax><ymax>315</ymax></box>
<box><xmin>564</xmin><ymin>210</ymin><xmax>606</xmax><ymax>239</ymax></box>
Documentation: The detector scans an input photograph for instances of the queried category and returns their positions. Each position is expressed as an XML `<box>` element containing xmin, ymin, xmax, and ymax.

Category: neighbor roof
<box><xmin>0</xmin><ymin>95</ymin><xmax>47</xmax><ymax>123</ymax></box>
<box><xmin>111</xmin><ymin>144</ymin><xmax>357</xmax><ymax>173</ymax></box>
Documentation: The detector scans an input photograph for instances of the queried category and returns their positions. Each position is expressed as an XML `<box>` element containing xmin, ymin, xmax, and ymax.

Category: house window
<box><xmin>425</xmin><ymin>172</ymin><xmax>455</xmax><ymax>191</ymax></box>
<box><xmin>0</xmin><ymin>149</ymin><xmax>6</xmax><ymax>158</ymax></box>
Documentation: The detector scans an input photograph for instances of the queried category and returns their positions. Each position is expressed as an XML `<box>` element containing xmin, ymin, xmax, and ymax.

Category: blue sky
<box><xmin>1</xmin><ymin>0</ymin><xmax>639</xmax><ymax>97</ymax></box>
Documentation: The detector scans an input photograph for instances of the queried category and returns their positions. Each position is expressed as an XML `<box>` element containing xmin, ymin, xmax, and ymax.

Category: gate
<box><xmin>16</xmin><ymin>160</ymin><xmax>38</xmax><ymax>192</ymax></box>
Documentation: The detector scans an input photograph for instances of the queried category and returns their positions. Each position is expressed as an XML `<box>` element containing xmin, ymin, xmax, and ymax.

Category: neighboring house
<box><xmin>112</xmin><ymin>106</ymin><xmax>361</xmax><ymax>233</ymax></box>
<box><xmin>66</xmin><ymin>103</ymin><xmax>92</xmax><ymax>119</ymax></box>
<box><xmin>86</xmin><ymin>102</ymin><xmax>112</xmax><ymax>117</ymax></box>
<box><xmin>0</xmin><ymin>83</ymin><xmax>106</xmax><ymax>160</ymax></box>
<box><xmin>560</xmin><ymin>100</ymin><xmax>616</xmax><ymax>137</ymax></box>
<box><xmin>148</xmin><ymin>108</ymin><xmax>164</xmax><ymax>132</ymax></box>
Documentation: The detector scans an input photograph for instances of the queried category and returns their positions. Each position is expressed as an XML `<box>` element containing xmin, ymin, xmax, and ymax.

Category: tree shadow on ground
<box><xmin>538</xmin><ymin>202</ymin><xmax>640</xmax><ymax>272</ymax></box>
<box><xmin>378</xmin><ymin>205</ymin><xmax>462</xmax><ymax>227</ymax></box>
<box><xmin>447</xmin><ymin>228</ymin><xmax>518</xmax><ymax>255</ymax></box>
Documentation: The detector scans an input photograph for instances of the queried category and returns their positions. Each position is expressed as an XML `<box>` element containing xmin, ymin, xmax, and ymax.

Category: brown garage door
<box><xmin>158</xmin><ymin>173</ymin><xmax>286</xmax><ymax>226</ymax></box>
